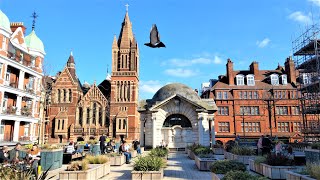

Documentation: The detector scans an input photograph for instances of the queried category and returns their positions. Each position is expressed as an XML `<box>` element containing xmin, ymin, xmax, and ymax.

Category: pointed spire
<box><xmin>119</xmin><ymin>9</ymin><xmax>133</xmax><ymax>48</ymax></box>
<box><xmin>112</xmin><ymin>35</ymin><xmax>118</xmax><ymax>48</ymax></box>
<box><xmin>67</xmin><ymin>51</ymin><xmax>75</xmax><ymax>64</ymax></box>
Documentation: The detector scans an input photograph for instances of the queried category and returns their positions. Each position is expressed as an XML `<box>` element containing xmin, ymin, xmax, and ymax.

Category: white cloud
<box><xmin>309</xmin><ymin>0</ymin><xmax>320</xmax><ymax>6</ymax></box>
<box><xmin>256</xmin><ymin>38</ymin><xmax>271</xmax><ymax>48</ymax></box>
<box><xmin>140</xmin><ymin>80</ymin><xmax>163</xmax><ymax>94</ymax></box>
<box><xmin>164</xmin><ymin>68</ymin><xmax>198</xmax><ymax>78</ymax></box>
<box><xmin>288</xmin><ymin>11</ymin><xmax>312</xmax><ymax>24</ymax></box>
<box><xmin>166</xmin><ymin>56</ymin><xmax>223</xmax><ymax>67</ymax></box>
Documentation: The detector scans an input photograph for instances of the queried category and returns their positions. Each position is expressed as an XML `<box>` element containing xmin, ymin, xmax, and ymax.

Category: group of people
<box><xmin>257</xmin><ymin>135</ymin><xmax>292</xmax><ymax>155</ymax></box>
<box><xmin>0</xmin><ymin>143</ymin><xmax>41</xmax><ymax>178</ymax></box>
<box><xmin>99</xmin><ymin>134</ymin><xmax>115</xmax><ymax>154</ymax></box>
<box><xmin>119</xmin><ymin>139</ymin><xmax>141</xmax><ymax>164</ymax></box>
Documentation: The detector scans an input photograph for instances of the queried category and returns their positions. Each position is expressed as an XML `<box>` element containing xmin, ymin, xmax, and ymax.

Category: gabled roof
<box><xmin>10</xmin><ymin>27</ymin><xmax>28</xmax><ymax>53</ymax></box>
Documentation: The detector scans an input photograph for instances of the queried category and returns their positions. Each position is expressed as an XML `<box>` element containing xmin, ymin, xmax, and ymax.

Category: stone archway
<box><xmin>161</xmin><ymin>114</ymin><xmax>193</xmax><ymax>148</ymax></box>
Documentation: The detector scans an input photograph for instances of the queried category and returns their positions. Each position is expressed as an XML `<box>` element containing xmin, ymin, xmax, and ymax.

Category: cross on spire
<box><xmin>30</xmin><ymin>11</ymin><xmax>39</xmax><ymax>30</ymax></box>
<box><xmin>125</xmin><ymin>4</ymin><xmax>129</xmax><ymax>12</ymax></box>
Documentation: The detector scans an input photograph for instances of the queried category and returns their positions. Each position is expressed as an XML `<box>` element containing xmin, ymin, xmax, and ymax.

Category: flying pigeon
<box><xmin>144</xmin><ymin>24</ymin><xmax>166</xmax><ymax>48</ymax></box>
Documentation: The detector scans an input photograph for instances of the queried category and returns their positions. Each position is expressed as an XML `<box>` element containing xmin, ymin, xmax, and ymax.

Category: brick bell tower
<box><xmin>110</xmin><ymin>9</ymin><xmax>140</xmax><ymax>141</ymax></box>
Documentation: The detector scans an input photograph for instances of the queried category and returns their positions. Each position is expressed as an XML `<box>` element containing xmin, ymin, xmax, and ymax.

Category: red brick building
<box><xmin>201</xmin><ymin>57</ymin><xmax>315</xmax><ymax>144</ymax></box>
<box><xmin>45</xmin><ymin>54</ymin><xmax>110</xmax><ymax>143</ymax></box>
<box><xmin>110</xmin><ymin>11</ymin><xmax>140</xmax><ymax>141</ymax></box>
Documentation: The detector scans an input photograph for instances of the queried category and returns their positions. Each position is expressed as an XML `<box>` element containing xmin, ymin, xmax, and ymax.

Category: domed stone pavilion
<box><xmin>138</xmin><ymin>83</ymin><xmax>217</xmax><ymax>149</ymax></box>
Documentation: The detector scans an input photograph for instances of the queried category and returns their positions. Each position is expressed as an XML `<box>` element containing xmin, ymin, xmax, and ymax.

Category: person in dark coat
<box><xmin>99</xmin><ymin>134</ymin><xmax>106</xmax><ymax>154</ymax></box>
<box><xmin>0</xmin><ymin>146</ymin><xmax>9</xmax><ymax>163</ymax></box>
<box><xmin>262</xmin><ymin>135</ymin><xmax>272</xmax><ymax>155</ymax></box>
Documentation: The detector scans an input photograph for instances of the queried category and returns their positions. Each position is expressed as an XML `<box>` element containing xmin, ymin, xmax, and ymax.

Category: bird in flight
<box><xmin>144</xmin><ymin>24</ymin><xmax>166</xmax><ymax>48</ymax></box>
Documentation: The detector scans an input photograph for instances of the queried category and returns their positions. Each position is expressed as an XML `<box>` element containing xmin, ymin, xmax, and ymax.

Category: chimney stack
<box><xmin>10</xmin><ymin>22</ymin><xmax>26</xmax><ymax>35</ymax></box>
<box><xmin>250</xmin><ymin>61</ymin><xmax>259</xmax><ymax>76</ymax></box>
<box><xmin>226</xmin><ymin>59</ymin><xmax>234</xmax><ymax>85</ymax></box>
<box><xmin>285</xmin><ymin>56</ymin><xmax>296</xmax><ymax>84</ymax></box>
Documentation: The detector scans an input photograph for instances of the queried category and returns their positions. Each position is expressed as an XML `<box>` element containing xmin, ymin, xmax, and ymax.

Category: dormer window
<box><xmin>246</xmin><ymin>74</ymin><xmax>255</xmax><ymax>86</ymax></box>
<box><xmin>236</xmin><ymin>75</ymin><xmax>244</xmax><ymax>85</ymax></box>
<box><xmin>281</xmin><ymin>75</ymin><xmax>287</xmax><ymax>85</ymax></box>
<box><xmin>270</xmin><ymin>74</ymin><xmax>279</xmax><ymax>85</ymax></box>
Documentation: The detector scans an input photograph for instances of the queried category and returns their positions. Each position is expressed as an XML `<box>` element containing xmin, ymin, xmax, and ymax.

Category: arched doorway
<box><xmin>161</xmin><ymin>114</ymin><xmax>193</xmax><ymax>148</ymax></box>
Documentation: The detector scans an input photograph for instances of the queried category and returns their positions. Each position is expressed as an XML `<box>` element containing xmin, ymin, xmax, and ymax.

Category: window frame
<box><xmin>236</xmin><ymin>74</ymin><xmax>245</xmax><ymax>86</ymax></box>
<box><xmin>270</xmin><ymin>74</ymin><xmax>279</xmax><ymax>85</ymax></box>
<box><xmin>246</xmin><ymin>74</ymin><xmax>255</xmax><ymax>86</ymax></box>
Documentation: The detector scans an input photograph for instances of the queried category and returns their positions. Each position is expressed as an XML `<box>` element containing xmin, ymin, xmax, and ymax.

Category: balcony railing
<box><xmin>7</xmin><ymin>52</ymin><xmax>35</xmax><ymax>69</ymax></box>
<box><xmin>2</xmin><ymin>106</ymin><xmax>17</xmax><ymax>115</ymax></box>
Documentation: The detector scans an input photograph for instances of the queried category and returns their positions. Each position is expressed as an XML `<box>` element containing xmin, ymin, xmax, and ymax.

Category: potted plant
<box><xmin>249</xmin><ymin>156</ymin><xmax>266</xmax><ymax>175</ymax></box>
<box><xmin>132</xmin><ymin>156</ymin><xmax>165</xmax><ymax>179</ymax></box>
<box><xmin>225</xmin><ymin>145</ymin><xmax>256</xmax><ymax>165</ymax></box>
<box><xmin>84</xmin><ymin>155</ymin><xmax>110</xmax><ymax>178</ymax></box>
<box><xmin>149</xmin><ymin>147</ymin><xmax>169</xmax><ymax>160</ymax></box>
<box><xmin>286</xmin><ymin>163</ymin><xmax>319</xmax><ymax>180</ymax></box>
<box><xmin>106</xmin><ymin>153</ymin><xmax>125</xmax><ymax>166</ymax></box>
<box><xmin>260</xmin><ymin>153</ymin><xmax>304</xmax><ymax>179</ymax></box>
<box><xmin>87</xmin><ymin>140</ymin><xmax>100</xmax><ymax>155</ymax></box>
<box><xmin>222</xmin><ymin>170</ymin><xmax>267</xmax><ymax>180</ymax></box>
<box><xmin>40</xmin><ymin>144</ymin><xmax>64</xmax><ymax>171</ymax></box>
<box><xmin>305</xmin><ymin>143</ymin><xmax>320</xmax><ymax>165</ymax></box>
<box><xmin>188</xmin><ymin>144</ymin><xmax>201</xmax><ymax>160</ymax></box>
<box><xmin>193</xmin><ymin>146</ymin><xmax>215</xmax><ymax>171</ymax></box>
<box><xmin>210</xmin><ymin>160</ymin><xmax>246</xmax><ymax>180</ymax></box>
<box><xmin>0</xmin><ymin>164</ymin><xmax>54</xmax><ymax>180</ymax></box>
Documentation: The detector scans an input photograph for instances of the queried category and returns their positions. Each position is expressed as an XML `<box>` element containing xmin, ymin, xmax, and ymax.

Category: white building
<box><xmin>0</xmin><ymin>10</ymin><xmax>45</xmax><ymax>142</ymax></box>
<box><xmin>138</xmin><ymin>83</ymin><xmax>217</xmax><ymax>149</ymax></box>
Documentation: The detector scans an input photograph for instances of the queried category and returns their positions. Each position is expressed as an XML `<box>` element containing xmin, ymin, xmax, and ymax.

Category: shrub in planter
<box><xmin>190</xmin><ymin>144</ymin><xmax>202</xmax><ymax>152</ymax></box>
<box><xmin>66</xmin><ymin>160</ymin><xmax>89</xmax><ymax>171</ymax></box>
<box><xmin>222</xmin><ymin>170</ymin><xmax>267</xmax><ymax>180</ymax></box>
<box><xmin>265</xmin><ymin>153</ymin><xmax>293</xmax><ymax>166</ymax></box>
<box><xmin>254</xmin><ymin>156</ymin><xmax>266</xmax><ymax>164</ymax></box>
<box><xmin>210</xmin><ymin>160</ymin><xmax>246</xmax><ymax>174</ymax></box>
<box><xmin>106</xmin><ymin>152</ymin><xmax>122</xmax><ymax>157</ymax></box>
<box><xmin>306</xmin><ymin>163</ymin><xmax>320</xmax><ymax>179</ymax></box>
<box><xmin>194</xmin><ymin>146</ymin><xmax>211</xmax><ymax>155</ymax></box>
<box><xmin>225</xmin><ymin>140</ymin><xmax>236</xmax><ymax>152</ymax></box>
<box><xmin>230</xmin><ymin>146</ymin><xmax>255</xmax><ymax>155</ymax></box>
<box><xmin>133</xmin><ymin>156</ymin><xmax>166</xmax><ymax>171</ymax></box>
<box><xmin>149</xmin><ymin>147</ymin><xmax>169</xmax><ymax>158</ymax></box>
<box><xmin>198</xmin><ymin>153</ymin><xmax>215</xmax><ymax>158</ymax></box>
<box><xmin>85</xmin><ymin>155</ymin><xmax>109</xmax><ymax>164</ymax></box>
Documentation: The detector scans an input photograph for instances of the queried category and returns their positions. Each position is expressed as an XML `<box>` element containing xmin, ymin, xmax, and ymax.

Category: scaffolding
<box><xmin>292</xmin><ymin>24</ymin><xmax>320</xmax><ymax>142</ymax></box>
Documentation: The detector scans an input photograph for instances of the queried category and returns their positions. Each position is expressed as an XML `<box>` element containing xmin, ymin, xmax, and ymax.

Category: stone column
<box><xmin>16</xmin><ymin>95</ymin><xmax>22</xmax><ymax>115</ymax></box>
<box><xmin>197</xmin><ymin>112</ymin><xmax>208</xmax><ymax>146</ymax></box>
<box><xmin>32</xmin><ymin>99</ymin><xmax>36</xmax><ymax>117</ymax></box>
<box><xmin>13</xmin><ymin>121</ymin><xmax>20</xmax><ymax>141</ymax></box>
<box><xmin>0</xmin><ymin>91</ymin><xmax>4</xmax><ymax>113</ymax></box>
<box><xmin>140</xmin><ymin>118</ymin><xmax>145</xmax><ymax>147</ymax></box>
<box><xmin>30</xmin><ymin>123</ymin><xmax>34</xmax><ymax>140</ymax></box>
<box><xmin>18</xmin><ymin>70</ymin><xmax>25</xmax><ymax>90</ymax></box>
<box><xmin>152</xmin><ymin>113</ymin><xmax>157</xmax><ymax>148</ymax></box>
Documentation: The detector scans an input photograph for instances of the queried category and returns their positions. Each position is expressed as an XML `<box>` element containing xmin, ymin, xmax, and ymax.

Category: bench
<box><xmin>63</xmin><ymin>153</ymin><xmax>85</xmax><ymax>164</ymax></box>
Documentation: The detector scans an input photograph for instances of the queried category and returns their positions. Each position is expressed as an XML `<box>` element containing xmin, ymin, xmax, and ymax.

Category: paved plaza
<box><xmin>48</xmin><ymin>152</ymin><xmax>218</xmax><ymax>180</ymax></box>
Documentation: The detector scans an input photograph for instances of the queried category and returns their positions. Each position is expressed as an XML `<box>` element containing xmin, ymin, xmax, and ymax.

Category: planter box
<box><xmin>305</xmin><ymin>149</ymin><xmax>320</xmax><ymax>165</ymax></box>
<box><xmin>19</xmin><ymin>149</ymin><xmax>63</xmax><ymax>171</ymax></box>
<box><xmin>248</xmin><ymin>159</ymin><xmax>263</xmax><ymax>175</ymax></box>
<box><xmin>109</xmin><ymin>155</ymin><xmax>126</xmax><ymax>166</ymax></box>
<box><xmin>132</xmin><ymin>168</ymin><xmax>164</xmax><ymax>180</ymax></box>
<box><xmin>286</xmin><ymin>171</ymin><xmax>316</xmax><ymax>180</ymax></box>
<box><xmin>224</xmin><ymin>152</ymin><xmax>255</xmax><ymax>165</ymax></box>
<box><xmin>211</xmin><ymin>172</ymin><xmax>224</xmax><ymax>180</ymax></box>
<box><xmin>187</xmin><ymin>149</ymin><xmax>195</xmax><ymax>160</ymax></box>
<box><xmin>261</xmin><ymin>163</ymin><xmax>304</xmax><ymax>179</ymax></box>
<box><xmin>195</xmin><ymin>155</ymin><xmax>216</xmax><ymax>171</ymax></box>
<box><xmin>213</xmin><ymin>148</ymin><xmax>224</xmax><ymax>155</ymax></box>
<box><xmin>59</xmin><ymin>163</ymin><xmax>109</xmax><ymax>180</ymax></box>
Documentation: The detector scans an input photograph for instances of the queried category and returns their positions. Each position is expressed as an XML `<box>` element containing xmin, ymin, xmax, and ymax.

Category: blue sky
<box><xmin>1</xmin><ymin>0</ymin><xmax>320</xmax><ymax>100</ymax></box>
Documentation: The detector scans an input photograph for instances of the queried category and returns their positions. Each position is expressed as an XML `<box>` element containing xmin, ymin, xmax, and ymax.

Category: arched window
<box><xmin>123</xmin><ymin>119</ymin><xmax>126</xmax><ymax>129</ymax></box>
<box><xmin>99</xmin><ymin>107</ymin><xmax>102</xmax><ymax>126</ymax></box>
<box><xmin>62</xmin><ymin>120</ymin><xmax>64</xmax><ymax>130</ymax></box>
<box><xmin>69</xmin><ymin>89</ymin><xmax>72</xmax><ymax>102</ymax></box>
<box><xmin>163</xmin><ymin>114</ymin><xmax>192</xmax><ymax>128</ymax></box>
<box><xmin>57</xmin><ymin>89</ymin><xmax>61</xmax><ymax>103</ymax></box>
<box><xmin>58</xmin><ymin>120</ymin><xmax>60</xmax><ymax>130</ymax></box>
<box><xmin>63</xmin><ymin>89</ymin><xmax>67</xmax><ymax>102</ymax></box>
<box><xmin>92</xmin><ymin>103</ymin><xmax>96</xmax><ymax>124</ymax></box>
<box><xmin>86</xmin><ymin>108</ymin><xmax>90</xmax><ymax>124</ymax></box>
<box><xmin>79</xmin><ymin>107</ymin><xmax>83</xmax><ymax>126</ymax></box>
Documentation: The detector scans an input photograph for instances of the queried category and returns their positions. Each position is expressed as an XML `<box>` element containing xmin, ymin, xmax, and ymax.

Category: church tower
<box><xmin>110</xmin><ymin>8</ymin><xmax>140</xmax><ymax>140</ymax></box>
